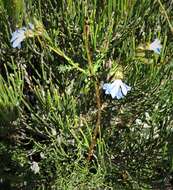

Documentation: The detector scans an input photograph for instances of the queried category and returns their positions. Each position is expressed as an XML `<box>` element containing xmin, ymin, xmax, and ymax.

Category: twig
<box><xmin>83</xmin><ymin>18</ymin><xmax>102</xmax><ymax>161</ymax></box>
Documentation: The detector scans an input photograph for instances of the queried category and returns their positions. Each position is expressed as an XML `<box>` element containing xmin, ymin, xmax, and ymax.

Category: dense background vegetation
<box><xmin>0</xmin><ymin>0</ymin><xmax>173</xmax><ymax>189</ymax></box>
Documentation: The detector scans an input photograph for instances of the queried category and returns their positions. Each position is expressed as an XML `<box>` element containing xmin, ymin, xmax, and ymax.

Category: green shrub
<box><xmin>0</xmin><ymin>0</ymin><xmax>173</xmax><ymax>189</ymax></box>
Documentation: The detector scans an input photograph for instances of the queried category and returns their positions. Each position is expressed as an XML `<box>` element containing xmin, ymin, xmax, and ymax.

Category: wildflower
<box><xmin>103</xmin><ymin>79</ymin><xmax>131</xmax><ymax>99</ymax></box>
<box><xmin>10</xmin><ymin>27</ymin><xmax>27</xmax><ymax>48</ymax></box>
<box><xmin>30</xmin><ymin>161</ymin><xmax>40</xmax><ymax>174</ymax></box>
<box><xmin>10</xmin><ymin>23</ymin><xmax>35</xmax><ymax>49</ymax></box>
<box><xmin>148</xmin><ymin>39</ymin><xmax>162</xmax><ymax>54</ymax></box>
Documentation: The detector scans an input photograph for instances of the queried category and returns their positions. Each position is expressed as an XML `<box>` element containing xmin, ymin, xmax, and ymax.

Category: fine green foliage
<box><xmin>0</xmin><ymin>0</ymin><xmax>173</xmax><ymax>189</ymax></box>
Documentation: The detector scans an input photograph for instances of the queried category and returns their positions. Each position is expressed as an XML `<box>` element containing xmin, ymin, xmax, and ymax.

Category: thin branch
<box><xmin>83</xmin><ymin>18</ymin><xmax>102</xmax><ymax>161</ymax></box>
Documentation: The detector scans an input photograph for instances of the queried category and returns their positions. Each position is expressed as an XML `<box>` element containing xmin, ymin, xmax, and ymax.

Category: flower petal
<box><xmin>109</xmin><ymin>85</ymin><xmax>120</xmax><ymax>99</ymax></box>
<box><xmin>116</xmin><ymin>89</ymin><xmax>124</xmax><ymax>99</ymax></box>
<box><xmin>155</xmin><ymin>48</ymin><xmax>161</xmax><ymax>54</ymax></box>
<box><xmin>103</xmin><ymin>83</ymin><xmax>110</xmax><ymax>90</ymax></box>
<box><xmin>10</xmin><ymin>27</ymin><xmax>27</xmax><ymax>48</ymax></box>
<box><xmin>12</xmin><ymin>35</ymin><xmax>25</xmax><ymax>48</ymax></box>
<box><xmin>149</xmin><ymin>38</ymin><xmax>162</xmax><ymax>54</ymax></box>
<box><xmin>121</xmin><ymin>83</ymin><xmax>128</xmax><ymax>96</ymax></box>
<box><xmin>121</xmin><ymin>83</ymin><xmax>131</xmax><ymax>96</ymax></box>
<box><xmin>103</xmin><ymin>83</ymin><xmax>112</xmax><ymax>94</ymax></box>
<box><xmin>17</xmin><ymin>43</ymin><xmax>21</xmax><ymax>49</ymax></box>
<box><xmin>11</xmin><ymin>31</ymin><xmax>20</xmax><ymax>42</ymax></box>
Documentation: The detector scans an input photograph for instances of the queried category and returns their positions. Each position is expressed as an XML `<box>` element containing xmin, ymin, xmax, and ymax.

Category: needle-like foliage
<box><xmin>0</xmin><ymin>0</ymin><xmax>173</xmax><ymax>189</ymax></box>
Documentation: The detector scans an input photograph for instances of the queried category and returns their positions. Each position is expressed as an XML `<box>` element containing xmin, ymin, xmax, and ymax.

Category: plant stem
<box><xmin>87</xmin><ymin>80</ymin><xmax>101</xmax><ymax>161</ymax></box>
<box><xmin>83</xmin><ymin>18</ymin><xmax>102</xmax><ymax>161</ymax></box>
<box><xmin>37</xmin><ymin>34</ymin><xmax>87</xmax><ymax>74</ymax></box>
<box><xmin>48</xmin><ymin>45</ymin><xmax>87</xmax><ymax>74</ymax></box>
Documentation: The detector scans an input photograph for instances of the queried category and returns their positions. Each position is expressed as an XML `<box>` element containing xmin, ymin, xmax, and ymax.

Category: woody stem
<box><xmin>83</xmin><ymin>19</ymin><xmax>102</xmax><ymax>161</ymax></box>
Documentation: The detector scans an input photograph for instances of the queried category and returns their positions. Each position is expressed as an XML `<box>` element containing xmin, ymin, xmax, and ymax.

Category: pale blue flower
<box><xmin>10</xmin><ymin>23</ymin><xmax>35</xmax><ymax>49</ymax></box>
<box><xmin>148</xmin><ymin>39</ymin><xmax>162</xmax><ymax>54</ymax></box>
<box><xmin>10</xmin><ymin>27</ymin><xmax>27</xmax><ymax>48</ymax></box>
<box><xmin>103</xmin><ymin>79</ymin><xmax>131</xmax><ymax>99</ymax></box>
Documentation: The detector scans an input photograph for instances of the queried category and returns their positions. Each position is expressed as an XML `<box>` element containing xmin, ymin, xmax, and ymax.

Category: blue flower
<box><xmin>103</xmin><ymin>79</ymin><xmax>131</xmax><ymax>99</ymax></box>
<box><xmin>10</xmin><ymin>23</ymin><xmax>35</xmax><ymax>49</ymax></box>
<box><xmin>148</xmin><ymin>39</ymin><xmax>162</xmax><ymax>54</ymax></box>
<box><xmin>10</xmin><ymin>27</ymin><xmax>27</xmax><ymax>48</ymax></box>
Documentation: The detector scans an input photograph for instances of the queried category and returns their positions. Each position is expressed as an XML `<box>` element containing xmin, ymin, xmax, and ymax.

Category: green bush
<box><xmin>0</xmin><ymin>0</ymin><xmax>173</xmax><ymax>189</ymax></box>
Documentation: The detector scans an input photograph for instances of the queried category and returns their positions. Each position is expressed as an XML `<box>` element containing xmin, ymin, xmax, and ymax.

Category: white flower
<box><xmin>148</xmin><ymin>39</ymin><xmax>162</xmax><ymax>54</ymax></box>
<box><xmin>103</xmin><ymin>79</ymin><xmax>131</xmax><ymax>99</ymax></box>
<box><xmin>30</xmin><ymin>161</ymin><xmax>40</xmax><ymax>174</ymax></box>
<box><xmin>10</xmin><ymin>27</ymin><xmax>27</xmax><ymax>48</ymax></box>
